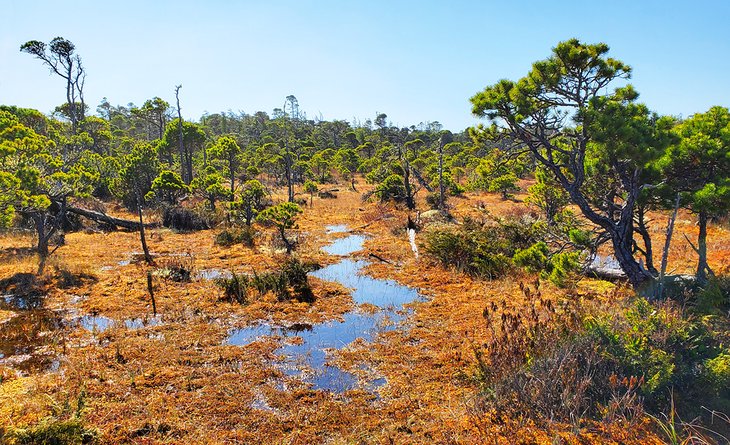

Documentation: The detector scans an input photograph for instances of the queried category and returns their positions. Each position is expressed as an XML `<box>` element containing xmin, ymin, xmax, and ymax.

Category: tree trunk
<box><xmin>438</xmin><ymin>141</ymin><xmax>445</xmax><ymax>210</ymax></box>
<box><xmin>280</xmin><ymin>227</ymin><xmax>292</xmax><ymax>254</ymax></box>
<box><xmin>403</xmin><ymin>160</ymin><xmax>415</xmax><ymax>210</ymax></box>
<box><xmin>137</xmin><ymin>202</ymin><xmax>153</xmax><ymax>265</ymax></box>
<box><xmin>34</xmin><ymin>214</ymin><xmax>49</xmax><ymax>258</ymax></box>
<box><xmin>285</xmin><ymin>143</ymin><xmax>294</xmax><ymax>203</ymax></box>
<box><xmin>696</xmin><ymin>210</ymin><xmax>710</xmax><ymax>284</ymax></box>
<box><xmin>658</xmin><ymin>194</ymin><xmax>681</xmax><ymax>298</ymax></box>
<box><xmin>611</xmin><ymin>228</ymin><xmax>650</xmax><ymax>289</ymax></box>
<box><xmin>175</xmin><ymin>85</ymin><xmax>186</xmax><ymax>183</ymax></box>
<box><xmin>636</xmin><ymin>207</ymin><xmax>657</xmax><ymax>274</ymax></box>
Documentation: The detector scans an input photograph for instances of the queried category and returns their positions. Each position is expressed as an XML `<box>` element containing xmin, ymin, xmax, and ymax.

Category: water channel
<box><xmin>226</xmin><ymin>226</ymin><xmax>422</xmax><ymax>392</ymax></box>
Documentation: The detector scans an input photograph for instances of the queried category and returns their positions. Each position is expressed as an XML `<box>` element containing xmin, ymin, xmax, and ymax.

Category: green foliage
<box><xmin>214</xmin><ymin>226</ymin><xmax>256</xmax><ymax>247</ymax></box>
<box><xmin>148</xmin><ymin>170</ymin><xmax>189</xmax><ymax>204</ymax></box>
<box><xmin>257</xmin><ymin>202</ymin><xmax>301</xmax><ymax>230</ymax></box>
<box><xmin>475</xmin><ymin>292</ymin><xmax>728</xmax><ymax>427</ymax></box>
<box><xmin>513</xmin><ymin>242</ymin><xmax>581</xmax><ymax>287</ymax></box>
<box><xmin>303</xmin><ymin>180</ymin><xmax>318</xmax><ymax>205</ymax></box>
<box><xmin>526</xmin><ymin>167</ymin><xmax>569</xmax><ymax>223</ymax></box>
<box><xmin>704</xmin><ymin>352</ymin><xmax>730</xmax><ymax>394</ymax></box>
<box><xmin>373</xmin><ymin>174</ymin><xmax>407</xmax><ymax>203</ymax></box>
<box><xmin>157</xmin><ymin>118</ymin><xmax>206</xmax><ymax>165</ymax></box>
<box><xmin>546</xmin><ymin>251</ymin><xmax>580</xmax><ymax>288</ymax></box>
<box><xmin>488</xmin><ymin>172</ymin><xmax>519</xmax><ymax>198</ymax></box>
<box><xmin>156</xmin><ymin>255</ymin><xmax>194</xmax><ymax>282</ymax></box>
<box><xmin>114</xmin><ymin>141</ymin><xmax>160</xmax><ymax>208</ymax></box>
<box><xmin>470</xmin><ymin>39</ymin><xmax>674</xmax><ymax>289</ymax></box>
<box><xmin>231</xmin><ymin>179</ymin><xmax>267</xmax><ymax>226</ymax></box>
<box><xmin>249</xmin><ymin>258</ymin><xmax>317</xmax><ymax>303</ymax></box>
<box><xmin>423</xmin><ymin>218</ymin><xmax>542</xmax><ymax>279</ymax></box>
<box><xmin>473</xmin><ymin>150</ymin><xmax>520</xmax><ymax>198</ymax></box>
<box><xmin>693</xmin><ymin>276</ymin><xmax>730</xmax><ymax>315</ymax></box>
<box><xmin>191</xmin><ymin>166</ymin><xmax>231</xmax><ymax>210</ymax></box>
<box><xmin>584</xmin><ymin>299</ymin><xmax>719</xmax><ymax>400</ymax></box>
<box><xmin>661</xmin><ymin>106</ymin><xmax>730</xmax><ymax>214</ymax></box>
<box><xmin>215</xmin><ymin>272</ymin><xmax>249</xmax><ymax>304</ymax></box>
<box><xmin>6</xmin><ymin>417</ymin><xmax>97</xmax><ymax>445</ymax></box>
<box><xmin>0</xmin><ymin>109</ymin><xmax>95</xmax><ymax>253</ymax></box>
<box><xmin>257</xmin><ymin>202</ymin><xmax>302</xmax><ymax>253</ymax></box>
<box><xmin>207</xmin><ymin>135</ymin><xmax>242</xmax><ymax>193</ymax></box>
<box><xmin>76</xmin><ymin>151</ymin><xmax>119</xmax><ymax>198</ymax></box>
<box><xmin>513</xmin><ymin>242</ymin><xmax>549</xmax><ymax>273</ymax></box>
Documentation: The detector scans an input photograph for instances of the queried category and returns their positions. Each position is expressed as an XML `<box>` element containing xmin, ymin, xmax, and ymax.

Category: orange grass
<box><xmin>0</xmin><ymin>180</ymin><xmax>726</xmax><ymax>443</ymax></box>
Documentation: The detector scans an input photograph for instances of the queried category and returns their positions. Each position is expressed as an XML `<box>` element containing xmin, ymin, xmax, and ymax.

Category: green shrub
<box><xmin>694</xmin><ymin>276</ymin><xmax>730</xmax><ymax>315</ymax></box>
<box><xmin>7</xmin><ymin>418</ymin><xmax>97</xmax><ymax>445</ymax></box>
<box><xmin>424</xmin><ymin>216</ymin><xmax>546</xmax><ymax>280</ymax></box>
<box><xmin>214</xmin><ymin>226</ymin><xmax>256</xmax><ymax>247</ymax></box>
<box><xmin>156</xmin><ymin>255</ymin><xmax>194</xmax><ymax>282</ymax></box>
<box><xmin>425</xmin><ymin>192</ymin><xmax>441</xmax><ymax>209</ymax></box>
<box><xmin>704</xmin><ymin>352</ymin><xmax>730</xmax><ymax>394</ymax></box>
<box><xmin>423</xmin><ymin>226</ymin><xmax>512</xmax><ymax>279</ymax></box>
<box><xmin>373</xmin><ymin>174</ymin><xmax>407</xmax><ymax>203</ymax></box>
<box><xmin>513</xmin><ymin>242</ymin><xmax>549</xmax><ymax>273</ymax></box>
<box><xmin>584</xmin><ymin>299</ymin><xmax>718</xmax><ymax>402</ymax></box>
<box><xmin>215</xmin><ymin>272</ymin><xmax>249</xmax><ymax>304</ymax></box>
<box><xmin>488</xmin><ymin>172</ymin><xmax>520</xmax><ymax>199</ymax></box>
<box><xmin>546</xmin><ymin>251</ymin><xmax>581</xmax><ymax>288</ymax></box>
<box><xmin>248</xmin><ymin>258</ymin><xmax>318</xmax><ymax>303</ymax></box>
<box><xmin>474</xmin><ymin>295</ymin><xmax>728</xmax><ymax>427</ymax></box>
<box><xmin>162</xmin><ymin>206</ymin><xmax>209</xmax><ymax>231</ymax></box>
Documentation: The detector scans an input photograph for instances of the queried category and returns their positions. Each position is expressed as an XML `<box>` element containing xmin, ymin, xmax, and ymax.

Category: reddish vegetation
<box><xmin>0</xmin><ymin>183</ymin><xmax>727</xmax><ymax>443</ymax></box>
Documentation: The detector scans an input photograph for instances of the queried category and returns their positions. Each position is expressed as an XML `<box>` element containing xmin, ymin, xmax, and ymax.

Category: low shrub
<box><xmin>546</xmin><ymin>251</ymin><xmax>581</xmax><ymax>288</ymax></box>
<box><xmin>693</xmin><ymin>275</ymin><xmax>730</xmax><ymax>315</ymax></box>
<box><xmin>317</xmin><ymin>190</ymin><xmax>337</xmax><ymax>199</ymax></box>
<box><xmin>156</xmin><ymin>255</ymin><xmax>195</xmax><ymax>282</ymax></box>
<box><xmin>214</xmin><ymin>226</ymin><xmax>256</xmax><ymax>247</ymax></box>
<box><xmin>473</xmin><ymin>292</ymin><xmax>729</xmax><ymax>430</ymax></box>
<box><xmin>215</xmin><ymin>272</ymin><xmax>249</xmax><ymax>304</ymax></box>
<box><xmin>4</xmin><ymin>418</ymin><xmax>97</xmax><ymax>445</ymax></box>
<box><xmin>704</xmin><ymin>352</ymin><xmax>730</xmax><ymax>395</ymax></box>
<box><xmin>584</xmin><ymin>299</ymin><xmax>715</xmax><ymax>400</ymax></box>
<box><xmin>162</xmin><ymin>206</ymin><xmax>209</xmax><ymax>231</ymax></box>
<box><xmin>425</xmin><ymin>192</ymin><xmax>439</xmax><ymax>209</ymax></box>
<box><xmin>423</xmin><ymin>216</ymin><xmax>544</xmax><ymax>280</ymax></box>
<box><xmin>219</xmin><ymin>258</ymin><xmax>319</xmax><ymax>304</ymax></box>
<box><xmin>512</xmin><ymin>241</ymin><xmax>549</xmax><ymax>273</ymax></box>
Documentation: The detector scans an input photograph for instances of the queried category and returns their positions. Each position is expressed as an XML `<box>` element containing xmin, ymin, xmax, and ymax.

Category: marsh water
<box><xmin>0</xmin><ymin>293</ymin><xmax>63</xmax><ymax>373</ymax></box>
<box><xmin>227</xmin><ymin>226</ymin><xmax>422</xmax><ymax>393</ymax></box>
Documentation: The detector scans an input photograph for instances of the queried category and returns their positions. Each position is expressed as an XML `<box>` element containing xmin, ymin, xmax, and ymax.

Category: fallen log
<box><xmin>67</xmin><ymin>206</ymin><xmax>157</xmax><ymax>230</ymax></box>
<box><xmin>368</xmin><ymin>253</ymin><xmax>392</xmax><ymax>264</ymax></box>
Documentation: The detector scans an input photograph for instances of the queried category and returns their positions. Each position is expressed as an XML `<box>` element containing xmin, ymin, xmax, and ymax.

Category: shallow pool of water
<box><xmin>0</xmin><ymin>297</ymin><xmax>64</xmax><ymax>373</ymax></box>
<box><xmin>124</xmin><ymin>316</ymin><xmax>162</xmax><ymax>329</ymax></box>
<box><xmin>79</xmin><ymin>315</ymin><xmax>114</xmax><ymax>332</ymax></box>
<box><xmin>227</xmin><ymin>228</ymin><xmax>421</xmax><ymax>393</ymax></box>
<box><xmin>320</xmin><ymin>234</ymin><xmax>368</xmax><ymax>256</ymax></box>
<box><xmin>326</xmin><ymin>224</ymin><xmax>350</xmax><ymax>234</ymax></box>
<box><xmin>198</xmin><ymin>269</ymin><xmax>232</xmax><ymax>280</ymax></box>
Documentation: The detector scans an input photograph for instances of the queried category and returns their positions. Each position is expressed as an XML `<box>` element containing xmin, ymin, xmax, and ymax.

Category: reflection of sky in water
<box><xmin>80</xmin><ymin>315</ymin><xmax>162</xmax><ymax>332</ymax></box>
<box><xmin>325</xmin><ymin>224</ymin><xmax>349</xmax><ymax>234</ymax></box>
<box><xmin>227</xmin><ymin>231</ymin><xmax>421</xmax><ymax>393</ymax></box>
<box><xmin>0</xmin><ymin>295</ymin><xmax>63</xmax><ymax>373</ymax></box>
<box><xmin>197</xmin><ymin>269</ymin><xmax>232</xmax><ymax>280</ymax></box>
<box><xmin>321</xmin><ymin>234</ymin><xmax>367</xmax><ymax>256</ymax></box>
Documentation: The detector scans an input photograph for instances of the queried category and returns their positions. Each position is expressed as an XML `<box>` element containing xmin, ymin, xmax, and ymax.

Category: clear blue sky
<box><xmin>1</xmin><ymin>0</ymin><xmax>729</xmax><ymax>131</ymax></box>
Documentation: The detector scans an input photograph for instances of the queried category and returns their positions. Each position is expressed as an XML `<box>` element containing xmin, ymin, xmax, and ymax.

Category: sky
<box><xmin>1</xmin><ymin>0</ymin><xmax>729</xmax><ymax>132</ymax></box>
